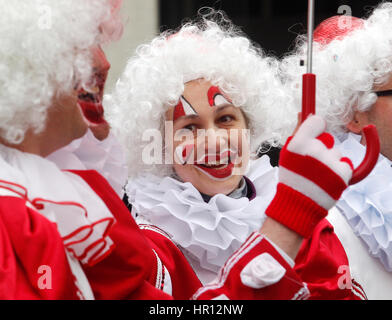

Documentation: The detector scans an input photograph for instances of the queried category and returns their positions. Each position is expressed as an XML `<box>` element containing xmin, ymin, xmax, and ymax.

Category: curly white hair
<box><xmin>106</xmin><ymin>10</ymin><xmax>292</xmax><ymax>179</ymax></box>
<box><xmin>0</xmin><ymin>0</ymin><xmax>122</xmax><ymax>144</ymax></box>
<box><xmin>280</xmin><ymin>2</ymin><xmax>392</xmax><ymax>140</ymax></box>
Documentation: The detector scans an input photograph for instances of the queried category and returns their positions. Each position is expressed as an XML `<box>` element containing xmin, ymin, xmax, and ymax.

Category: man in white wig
<box><xmin>281</xmin><ymin>2</ymin><xmax>392</xmax><ymax>299</ymax></box>
<box><xmin>107</xmin><ymin>10</ymin><xmax>365</xmax><ymax>299</ymax></box>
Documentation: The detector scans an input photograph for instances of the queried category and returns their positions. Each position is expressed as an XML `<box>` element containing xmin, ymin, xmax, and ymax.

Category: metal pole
<box><xmin>306</xmin><ymin>0</ymin><xmax>315</xmax><ymax>73</ymax></box>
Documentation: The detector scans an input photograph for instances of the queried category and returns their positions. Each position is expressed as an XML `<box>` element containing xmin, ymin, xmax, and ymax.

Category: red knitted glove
<box><xmin>265</xmin><ymin>115</ymin><xmax>353</xmax><ymax>238</ymax></box>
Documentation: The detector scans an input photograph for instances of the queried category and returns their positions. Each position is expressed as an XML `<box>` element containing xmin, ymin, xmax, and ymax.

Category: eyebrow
<box><xmin>173</xmin><ymin>104</ymin><xmax>237</xmax><ymax>121</ymax></box>
<box><xmin>173</xmin><ymin>114</ymin><xmax>200</xmax><ymax>122</ymax></box>
<box><xmin>214</xmin><ymin>104</ymin><xmax>237</xmax><ymax>113</ymax></box>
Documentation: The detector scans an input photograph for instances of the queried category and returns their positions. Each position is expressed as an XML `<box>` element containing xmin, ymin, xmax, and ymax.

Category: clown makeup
<box><xmin>173</xmin><ymin>96</ymin><xmax>197</xmax><ymax>121</ymax></box>
<box><xmin>167</xmin><ymin>79</ymin><xmax>250</xmax><ymax>197</ymax></box>
<box><xmin>173</xmin><ymin>86</ymin><xmax>233</xmax><ymax>121</ymax></box>
<box><xmin>77</xmin><ymin>45</ymin><xmax>110</xmax><ymax>126</ymax></box>
<box><xmin>207</xmin><ymin>85</ymin><xmax>233</xmax><ymax>107</ymax></box>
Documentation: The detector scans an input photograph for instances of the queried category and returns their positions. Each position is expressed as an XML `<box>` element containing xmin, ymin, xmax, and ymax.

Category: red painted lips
<box><xmin>195</xmin><ymin>162</ymin><xmax>235</xmax><ymax>179</ymax></box>
<box><xmin>78</xmin><ymin>100</ymin><xmax>106</xmax><ymax>125</ymax></box>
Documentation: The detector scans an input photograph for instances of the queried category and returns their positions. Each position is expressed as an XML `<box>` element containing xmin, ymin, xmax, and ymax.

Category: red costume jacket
<box><xmin>0</xmin><ymin>169</ymin><xmax>366</xmax><ymax>300</ymax></box>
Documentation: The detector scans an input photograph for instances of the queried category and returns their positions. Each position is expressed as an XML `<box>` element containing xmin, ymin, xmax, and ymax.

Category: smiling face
<box><xmin>166</xmin><ymin>79</ymin><xmax>250</xmax><ymax>196</ymax></box>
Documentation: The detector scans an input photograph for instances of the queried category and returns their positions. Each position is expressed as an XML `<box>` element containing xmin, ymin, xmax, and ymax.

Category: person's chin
<box><xmin>175</xmin><ymin>165</ymin><xmax>241</xmax><ymax>196</ymax></box>
<box><xmin>74</xmin><ymin>120</ymin><xmax>89</xmax><ymax>140</ymax></box>
<box><xmin>196</xmin><ymin>175</ymin><xmax>241</xmax><ymax>196</ymax></box>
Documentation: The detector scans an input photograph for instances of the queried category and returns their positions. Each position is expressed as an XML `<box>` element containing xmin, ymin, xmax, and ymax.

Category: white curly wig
<box><xmin>280</xmin><ymin>2</ymin><xmax>392</xmax><ymax>140</ymax></box>
<box><xmin>0</xmin><ymin>0</ymin><xmax>122</xmax><ymax>145</ymax></box>
<box><xmin>106</xmin><ymin>10</ymin><xmax>292</xmax><ymax>179</ymax></box>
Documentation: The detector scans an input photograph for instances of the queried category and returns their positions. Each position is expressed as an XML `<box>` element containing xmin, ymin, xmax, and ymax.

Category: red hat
<box><xmin>313</xmin><ymin>15</ymin><xmax>365</xmax><ymax>45</ymax></box>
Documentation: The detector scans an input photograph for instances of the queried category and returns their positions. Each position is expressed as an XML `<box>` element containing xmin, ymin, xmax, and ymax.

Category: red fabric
<box><xmin>1</xmin><ymin>168</ymin><xmax>360</xmax><ymax>300</ymax></box>
<box><xmin>130</xmin><ymin>220</ymin><xmax>367</xmax><ymax>300</ymax></box>
<box><xmin>0</xmin><ymin>197</ymin><xmax>80</xmax><ymax>299</ymax></box>
<box><xmin>295</xmin><ymin>219</ymin><xmax>366</xmax><ymax>300</ymax></box>
<box><xmin>192</xmin><ymin>232</ymin><xmax>307</xmax><ymax>300</ymax></box>
<box><xmin>72</xmin><ymin>170</ymin><xmax>311</xmax><ymax>300</ymax></box>
<box><xmin>266</xmin><ymin>183</ymin><xmax>327</xmax><ymax>238</ymax></box>
<box><xmin>313</xmin><ymin>16</ymin><xmax>365</xmax><ymax>45</ymax></box>
<box><xmin>266</xmin><ymin>132</ymin><xmax>351</xmax><ymax>238</ymax></box>
<box><xmin>68</xmin><ymin>170</ymin><xmax>365</xmax><ymax>300</ymax></box>
<box><xmin>141</xmin><ymin>226</ymin><xmax>202</xmax><ymax>299</ymax></box>
<box><xmin>68</xmin><ymin>170</ymin><xmax>172</xmax><ymax>300</ymax></box>
<box><xmin>279</xmin><ymin>144</ymin><xmax>347</xmax><ymax>200</ymax></box>
<box><xmin>317</xmin><ymin>132</ymin><xmax>334</xmax><ymax>149</ymax></box>
<box><xmin>341</xmin><ymin>157</ymin><xmax>354</xmax><ymax>170</ymax></box>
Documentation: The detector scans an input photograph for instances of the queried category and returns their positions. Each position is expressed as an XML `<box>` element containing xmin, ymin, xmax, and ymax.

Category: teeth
<box><xmin>200</xmin><ymin>157</ymin><xmax>230</xmax><ymax>167</ymax></box>
<box><xmin>81</xmin><ymin>85</ymin><xmax>100</xmax><ymax>95</ymax></box>
<box><xmin>87</xmin><ymin>86</ymin><xmax>100</xmax><ymax>94</ymax></box>
<box><xmin>202</xmin><ymin>162</ymin><xmax>228</xmax><ymax>168</ymax></box>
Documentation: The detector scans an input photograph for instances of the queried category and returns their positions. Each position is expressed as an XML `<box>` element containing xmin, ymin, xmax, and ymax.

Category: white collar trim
<box><xmin>126</xmin><ymin>155</ymin><xmax>278</xmax><ymax>275</ymax></box>
<box><xmin>337</xmin><ymin>133</ymin><xmax>392</xmax><ymax>271</ymax></box>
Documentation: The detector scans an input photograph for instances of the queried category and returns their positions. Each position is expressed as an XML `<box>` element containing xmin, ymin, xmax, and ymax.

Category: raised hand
<box><xmin>265</xmin><ymin>115</ymin><xmax>353</xmax><ymax>238</ymax></box>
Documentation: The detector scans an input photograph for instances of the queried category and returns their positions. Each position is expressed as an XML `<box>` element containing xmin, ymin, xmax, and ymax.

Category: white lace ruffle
<box><xmin>126</xmin><ymin>155</ymin><xmax>278</xmax><ymax>273</ymax></box>
<box><xmin>47</xmin><ymin>129</ymin><xmax>128</xmax><ymax>197</ymax></box>
<box><xmin>337</xmin><ymin>133</ymin><xmax>392</xmax><ymax>271</ymax></box>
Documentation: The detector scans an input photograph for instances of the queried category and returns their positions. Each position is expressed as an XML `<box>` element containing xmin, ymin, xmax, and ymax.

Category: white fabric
<box><xmin>286</xmin><ymin>115</ymin><xmax>352</xmax><ymax>184</ymax></box>
<box><xmin>191</xmin><ymin>232</ymin><xmax>264</xmax><ymax>299</ymax></box>
<box><xmin>336</xmin><ymin>133</ymin><xmax>392</xmax><ymax>273</ymax></box>
<box><xmin>327</xmin><ymin>206</ymin><xmax>392</xmax><ymax>299</ymax></box>
<box><xmin>240</xmin><ymin>252</ymin><xmax>286</xmax><ymax>289</ymax></box>
<box><xmin>152</xmin><ymin>249</ymin><xmax>173</xmax><ymax>295</ymax></box>
<box><xmin>47</xmin><ymin>129</ymin><xmax>128</xmax><ymax>198</ymax></box>
<box><xmin>0</xmin><ymin>144</ymin><xmax>116</xmax><ymax>297</ymax></box>
<box><xmin>264</xmin><ymin>235</ymin><xmax>295</xmax><ymax>268</ymax></box>
<box><xmin>126</xmin><ymin>155</ymin><xmax>279</xmax><ymax>283</ymax></box>
<box><xmin>279</xmin><ymin>166</ymin><xmax>335</xmax><ymax>210</ymax></box>
<box><xmin>65</xmin><ymin>252</ymin><xmax>95</xmax><ymax>300</ymax></box>
<box><xmin>211</xmin><ymin>294</ymin><xmax>230</xmax><ymax>300</ymax></box>
<box><xmin>291</xmin><ymin>284</ymin><xmax>310</xmax><ymax>300</ymax></box>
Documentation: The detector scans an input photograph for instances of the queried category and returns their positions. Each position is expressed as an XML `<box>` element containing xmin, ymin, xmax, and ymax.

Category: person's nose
<box><xmin>202</xmin><ymin>126</ymin><xmax>229</xmax><ymax>155</ymax></box>
<box><xmin>92</xmin><ymin>46</ymin><xmax>111</xmax><ymax>73</ymax></box>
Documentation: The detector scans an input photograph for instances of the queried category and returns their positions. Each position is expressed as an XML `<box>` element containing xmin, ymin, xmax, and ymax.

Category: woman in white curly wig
<box><xmin>107</xmin><ymin>9</ymin><xmax>364</xmax><ymax>300</ymax></box>
<box><xmin>281</xmin><ymin>2</ymin><xmax>392</xmax><ymax>299</ymax></box>
<box><xmin>0</xmin><ymin>0</ymin><xmax>178</xmax><ymax>300</ymax></box>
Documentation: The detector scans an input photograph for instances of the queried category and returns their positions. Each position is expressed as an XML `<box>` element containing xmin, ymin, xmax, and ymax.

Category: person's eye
<box><xmin>218</xmin><ymin>115</ymin><xmax>235</xmax><ymax>124</ymax></box>
<box><xmin>176</xmin><ymin>124</ymin><xmax>198</xmax><ymax>135</ymax></box>
<box><xmin>183</xmin><ymin>124</ymin><xmax>198</xmax><ymax>131</ymax></box>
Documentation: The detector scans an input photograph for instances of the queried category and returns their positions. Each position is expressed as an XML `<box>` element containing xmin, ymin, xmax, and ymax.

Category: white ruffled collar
<box><xmin>47</xmin><ymin>130</ymin><xmax>128</xmax><ymax>198</ymax></box>
<box><xmin>126</xmin><ymin>155</ymin><xmax>278</xmax><ymax>278</ymax></box>
<box><xmin>336</xmin><ymin>133</ymin><xmax>392</xmax><ymax>271</ymax></box>
<box><xmin>0</xmin><ymin>144</ymin><xmax>115</xmax><ymax>267</ymax></box>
